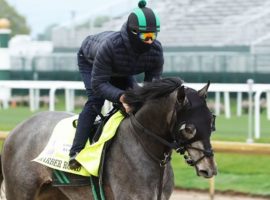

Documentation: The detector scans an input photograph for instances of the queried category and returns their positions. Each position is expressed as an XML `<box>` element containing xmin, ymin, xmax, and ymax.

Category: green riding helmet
<box><xmin>128</xmin><ymin>0</ymin><xmax>160</xmax><ymax>33</ymax></box>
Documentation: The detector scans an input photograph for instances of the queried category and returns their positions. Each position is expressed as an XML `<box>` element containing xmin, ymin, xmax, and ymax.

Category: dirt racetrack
<box><xmin>170</xmin><ymin>190</ymin><xmax>269</xmax><ymax>200</ymax></box>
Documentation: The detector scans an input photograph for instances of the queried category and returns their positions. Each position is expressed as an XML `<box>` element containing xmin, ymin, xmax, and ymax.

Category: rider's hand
<box><xmin>119</xmin><ymin>94</ymin><xmax>132</xmax><ymax>113</ymax></box>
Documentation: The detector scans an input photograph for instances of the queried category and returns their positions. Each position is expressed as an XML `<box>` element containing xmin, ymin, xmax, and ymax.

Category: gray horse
<box><xmin>0</xmin><ymin>78</ymin><xmax>217</xmax><ymax>200</ymax></box>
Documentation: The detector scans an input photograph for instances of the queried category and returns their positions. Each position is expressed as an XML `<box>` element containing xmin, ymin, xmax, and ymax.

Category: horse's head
<box><xmin>124</xmin><ymin>77</ymin><xmax>217</xmax><ymax>178</ymax></box>
<box><xmin>171</xmin><ymin>82</ymin><xmax>217</xmax><ymax>178</ymax></box>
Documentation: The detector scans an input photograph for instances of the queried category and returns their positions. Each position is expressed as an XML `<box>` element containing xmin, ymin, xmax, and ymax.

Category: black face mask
<box><xmin>127</xmin><ymin>26</ymin><xmax>152</xmax><ymax>53</ymax></box>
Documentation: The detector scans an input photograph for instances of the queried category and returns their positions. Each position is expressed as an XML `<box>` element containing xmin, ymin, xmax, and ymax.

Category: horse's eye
<box><xmin>182</xmin><ymin>124</ymin><xmax>196</xmax><ymax>139</ymax></box>
<box><xmin>185</xmin><ymin>124</ymin><xmax>195</xmax><ymax>134</ymax></box>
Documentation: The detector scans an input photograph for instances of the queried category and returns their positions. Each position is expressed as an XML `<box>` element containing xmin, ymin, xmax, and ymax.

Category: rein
<box><xmin>129</xmin><ymin>117</ymin><xmax>172</xmax><ymax>165</ymax></box>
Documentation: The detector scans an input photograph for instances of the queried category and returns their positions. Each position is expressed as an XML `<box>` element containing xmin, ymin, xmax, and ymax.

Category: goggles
<box><xmin>139</xmin><ymin>32</ymin><xmax>157</xmax><ymax>41</ymax></box>
<box><xmin>132</xmin><ymin>31</ymin><xmax>157</xmax><ymax>42</ymax></box>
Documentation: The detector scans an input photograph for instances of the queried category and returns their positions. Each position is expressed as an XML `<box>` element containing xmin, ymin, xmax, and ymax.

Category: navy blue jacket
<box><xmin>79</xmin><ymin>23</ymin><xmax>164</xmax><ymax>102</ymax></box>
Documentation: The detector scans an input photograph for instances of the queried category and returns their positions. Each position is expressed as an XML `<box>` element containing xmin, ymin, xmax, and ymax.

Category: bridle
<box><xmin>173</xmin><ymin>117</ymin><xmax>216</xmax><ymax>166</ymax></box>
<box><xmin>129</xmin><ymin>113</ymin><xmax>215</xmax><ymax>166</ymax></box>
<box><xmin>128</xmin><ymin>94</ymin><xmax>216</xmax><ymax>200</ymax></box>
<box><xmin>129</xmin><ymin>99</ymin><xmax>216</xmax><ymax>163</ymax></box>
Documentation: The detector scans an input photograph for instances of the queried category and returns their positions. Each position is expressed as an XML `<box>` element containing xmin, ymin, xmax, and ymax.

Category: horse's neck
<box><xmin>104</xmin><ymin>102</ymin><xmax>175</xmax><ymax>199</ymax></box>
<box><xmin>129</xmin><ymin>98</ymin><xmax>175</xmax><ymax>159</ymax></box>
<box><xmin>104</xmin><ymin>92</ymin><xmax>177</xmax><ymax>199</ymax></box>
<box><xmin>136</xmin><ymin>98</ymin><xmax>174</xmax><ymax>138</ymax></box>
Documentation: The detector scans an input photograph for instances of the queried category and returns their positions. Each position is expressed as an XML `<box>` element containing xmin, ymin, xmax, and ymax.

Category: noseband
<box><xmin>175</xmin><ymin>118</ymin><xmax>216</xmax><ymax>166</ymax></box>
<box><xmin>177</xmin><ymin>142</ymin><xmax>214</xmax><ymax>166</ymax></box>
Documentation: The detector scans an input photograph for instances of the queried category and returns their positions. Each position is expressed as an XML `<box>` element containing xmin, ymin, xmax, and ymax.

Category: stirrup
<box><xmin>69</xmin><ymin>153</ymin><xmax>81</xmax><ymax>170</ymax></box>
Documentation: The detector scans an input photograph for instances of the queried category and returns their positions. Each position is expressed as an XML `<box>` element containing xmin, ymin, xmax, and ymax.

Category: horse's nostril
<box><xmin>198</xmin><ymin>170</ymin><xmax>209</xmax><ymax>177</ymax></box>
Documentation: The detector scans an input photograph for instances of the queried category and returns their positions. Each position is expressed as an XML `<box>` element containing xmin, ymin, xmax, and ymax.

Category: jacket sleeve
<box><xmin>91</xmin><ymin>40</ymin><xmax>124</xmax><ymax>103</ymax></box>
<box><xmin>144</xmin><ymin>50</ymin><xmax>164</xmax><ymax>82</ymax></box>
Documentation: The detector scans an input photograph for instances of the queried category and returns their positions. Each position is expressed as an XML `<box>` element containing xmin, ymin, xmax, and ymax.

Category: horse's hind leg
<box><xmin>4</xmin><ymin>180</ymin><xmax>69</xmax><ymax>200</ymax></box>
<box><xmin>38</xmin><ymin>184</ymin><xmax>69</xmax><ymax>200</ymax></box>
<box><xmin>3</xmin><ymin>161</ymin><xmax>68</xmax><ymax>200</ymax></box>
<box><xmin>3</xmin><ymin>161</ymin><xmax>53</xmax><ymax>200</ymax></box>
<box><xmin>4</xmin><ymin>180</ymin><xmax>39</xmax><ymax>200</ymax></box>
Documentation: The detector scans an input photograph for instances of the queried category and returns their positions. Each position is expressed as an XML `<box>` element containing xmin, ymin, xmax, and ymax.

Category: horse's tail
<box><xmin>0</xmin><ymin>181</ymin><xmax>6</xmax><ymax>200</ymax></box>
<box><xmin>0</xmin><ymin>155</ymin><xmax>6</xmax><ymax>200</ymax></box>
<box><xmin>0</xmin><ymin>155</ymin><xmax>3</xmax><ymax>183</ymax></box>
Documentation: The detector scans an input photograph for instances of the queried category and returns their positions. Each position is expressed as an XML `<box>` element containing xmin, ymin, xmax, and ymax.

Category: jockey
<box><xmin>69</xmin><ymin>0</ymin><xmax>164</xmax><ymax>169</ymax></box>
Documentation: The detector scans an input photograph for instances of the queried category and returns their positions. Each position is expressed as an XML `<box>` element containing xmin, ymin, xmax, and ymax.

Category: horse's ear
<box><xmin>177</xmin><ymin>86</ymin><xmax>188</xmax><ymax>106</ymax></box>
<box><xmin>198</xmin><ymin>81</ymin><xmax>210</xmax><ymax>98</ymax></box>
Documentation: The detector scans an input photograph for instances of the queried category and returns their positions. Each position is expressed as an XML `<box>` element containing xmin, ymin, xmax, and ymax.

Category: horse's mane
<box><xmin>124</xmin><ymin>77</ymin><xmax>183</xmax><ymax>111</ymax></box>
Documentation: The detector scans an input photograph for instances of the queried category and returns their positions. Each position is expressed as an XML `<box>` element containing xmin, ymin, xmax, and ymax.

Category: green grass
<box><xmin>0</xmin><ymin>100</ymin><xmax>80</xmax><ymax>130</ymax></box>
<box><xmin>0</xmin><ymin>98</ymin><xmax>270</xmax><ymax>196</ymax></box>
<box><xmin>0</xmin><ymin>107</ymin><xmax>42</xmax><ymax>130</ymax></box>
<box><xmin>212</xmin><ymin>114</ymin><xmax>270</xmax><ymax>143</ymax></box>
<box><xmin>172</xmin><ymin>153</ymin><xmax>270</xmax><ymax>197</ymax></box>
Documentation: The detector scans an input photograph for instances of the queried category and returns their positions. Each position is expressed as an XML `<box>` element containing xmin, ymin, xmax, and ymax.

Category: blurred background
<box><xmin>1</xmin><ymin>0</ymin><xmax>270</xmax><ymax>82</ymax></box>
<box><xmin>0</xmin><ymin>0</ymin><xmax>270</xmax><ymax>199</ymax></box>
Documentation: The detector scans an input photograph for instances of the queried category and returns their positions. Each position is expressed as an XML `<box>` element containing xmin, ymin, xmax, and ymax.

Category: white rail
<box><xmin>0</xmin><ymin>80</ymin><xmax>270</xmax><ymax>140</ymax></box>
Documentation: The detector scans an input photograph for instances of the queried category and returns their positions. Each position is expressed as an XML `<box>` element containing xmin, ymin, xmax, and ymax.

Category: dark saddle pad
<box><xmin>52</xmin><ymin>170</ymin><xmax>91</xmax><ymax>187</ymax></box>
<box><xmin>52</xmin><ymin>170</ymin><xmax>103</xmax><ymax>199</ymax></box>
